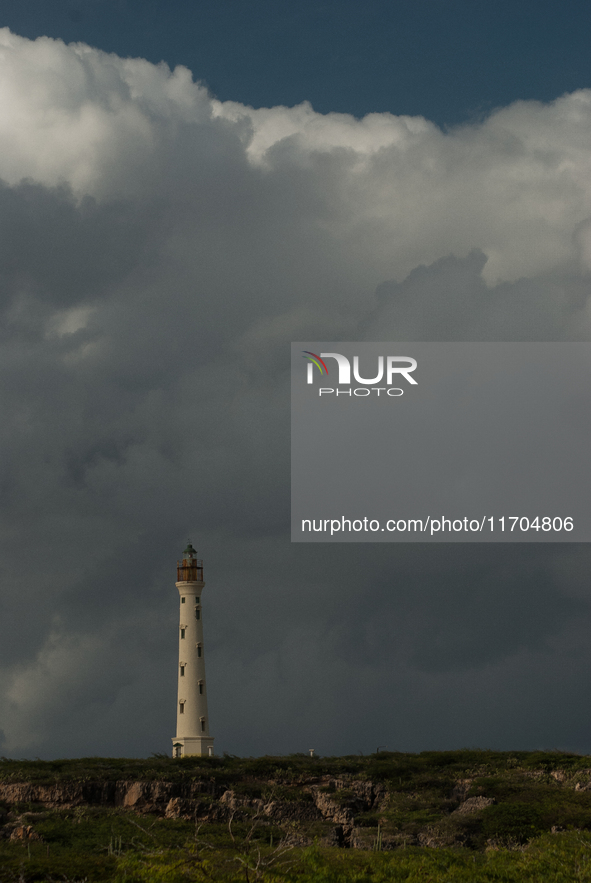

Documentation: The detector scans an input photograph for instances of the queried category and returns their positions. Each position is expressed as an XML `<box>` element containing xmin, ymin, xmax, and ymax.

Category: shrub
<box><xmin>481</xmin><ymin>802</ymin><xmax>545</xmax><ymax>844</ymax></box>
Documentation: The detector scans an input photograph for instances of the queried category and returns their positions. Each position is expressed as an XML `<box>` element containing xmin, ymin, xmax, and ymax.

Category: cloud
<box><xmin>0</xmin><ymin>28</ymin><xmax>589</xmax><ymax>756</ymax></box>
<box><xmin>362</xmin><ymin>250</ymin><xmax>591</xmax><ymax>341</ymax></box>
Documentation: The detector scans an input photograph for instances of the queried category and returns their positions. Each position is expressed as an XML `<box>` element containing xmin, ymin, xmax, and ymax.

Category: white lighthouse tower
<box><xmin>172</xmin><ymin>542</ymin><xmax>214</xmax><ymax>758</ymax></box>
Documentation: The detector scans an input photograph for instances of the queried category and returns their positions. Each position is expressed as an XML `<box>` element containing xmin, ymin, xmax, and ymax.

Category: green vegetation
<box><xmin>3</xmin><ymin>748</ymin><xmax>591</xmax><ymax>785</ymax></box>
<box><xmin>1</xmin><ymin>750</ymin><xmax>591</xmax><ymax>880</ymax></box>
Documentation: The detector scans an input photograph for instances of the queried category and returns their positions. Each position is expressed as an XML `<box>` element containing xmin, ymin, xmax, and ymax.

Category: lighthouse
<box><xmin>172</xmin><ymin>542</ymin><xmax>214</xmax><ymax>758</ymax></box>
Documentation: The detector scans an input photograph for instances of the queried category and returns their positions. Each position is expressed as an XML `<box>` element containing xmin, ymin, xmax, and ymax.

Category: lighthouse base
<box><xmin>172</xmin><ymin>736</ymin><xmax>214</xmax><ymax>758</ymax></box>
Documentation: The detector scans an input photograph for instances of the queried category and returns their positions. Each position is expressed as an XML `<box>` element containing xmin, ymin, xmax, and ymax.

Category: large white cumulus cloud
<box><xmin>0</xmin><ymin>29</ymin><xmax>591</xmax><ymax>756</ymax></box>
<box><xmin>1</xmin><ymin>26</ymin><xmax>591</xmax><ymax>288</ymax></box>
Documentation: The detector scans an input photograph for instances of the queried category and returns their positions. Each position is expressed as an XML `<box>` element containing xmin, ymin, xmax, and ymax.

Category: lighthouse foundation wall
<box><xmin>172</xmin><ymin>736</ymin><xmax>215</xmax><ymax>758</ymax></box>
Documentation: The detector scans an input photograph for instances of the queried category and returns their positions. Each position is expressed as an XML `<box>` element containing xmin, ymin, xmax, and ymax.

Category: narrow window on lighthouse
<box><xmin>196</xmin><ymin>597</ymin><xmax>200</xmax><ymax>604</ymax></box>
<box><xmin>181</xmin><ymin>597</ymin><xmax>185</xmax><ymax>604</ymax></box>
<box><xmin>180</xmin><ymin>628</ymin><xmax>186</xmax><ymax>639</ymax></box>
<box><xmin>199</xmin><ymin>683</ymin><xmax>203</xmax><ymax>694</ymax></box>
<box><xmin>179</xmin><ymin>702</ymin><xmax>185</xmax><ymax>714</ymax></box>
<box><xmin>197</xmin><ymin>645</ymin><xmax>202</xmax><ymax>657</ymax></box>
<box><xmin>200</xmin><ymin>718</ymin><xmax>206</xmax><ymax>731</ymax></box>
<box><xmin>195</xmin><ymin>608</ymin><xmax>200</xmax><ymax>620</ymax></box>
<box><xmin>180</xmin><ymin>665</ymin><xmax>185</xmax><ymax>676</ymax></box>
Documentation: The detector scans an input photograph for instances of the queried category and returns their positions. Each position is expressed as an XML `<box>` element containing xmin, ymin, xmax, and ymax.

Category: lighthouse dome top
<box><xmin>177</xmin><ymin>542</ymin><xmax>203</xmax><ymax>583</ymax></box>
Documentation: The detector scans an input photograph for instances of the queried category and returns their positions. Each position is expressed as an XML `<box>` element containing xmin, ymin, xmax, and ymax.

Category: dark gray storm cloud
<box><xmin>0</xmin><ymin>28</ymin><xmax>591</xmax><ymax>757</ymax></box>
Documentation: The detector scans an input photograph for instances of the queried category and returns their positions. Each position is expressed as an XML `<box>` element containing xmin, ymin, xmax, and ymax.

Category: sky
<box><xmin>3</xmin><ymin>0</ymin><xmax>591</xmax><ymax>125</ymax></box>
<box><xmin>1</xmin><ymin>1</ymin><xmax>591</xmax><ymax>759</ymax></box>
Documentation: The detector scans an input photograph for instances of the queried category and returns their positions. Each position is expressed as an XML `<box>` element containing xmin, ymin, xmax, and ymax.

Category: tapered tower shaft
<box><xmin>172</xmin><ymin>542</ymin><xmax>214</xmax><ymax>758</ymax></box>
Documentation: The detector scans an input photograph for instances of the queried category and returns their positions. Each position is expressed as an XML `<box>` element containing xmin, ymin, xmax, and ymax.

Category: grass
<box><xmin>6</xmin><ymin>828</ymin><xmax>589</xmax><ymax>882</ymax></box>
<box><xmin>2</xmin><ymin>748</ymin><xmax>590</xmax><ymax>786</ymax></box>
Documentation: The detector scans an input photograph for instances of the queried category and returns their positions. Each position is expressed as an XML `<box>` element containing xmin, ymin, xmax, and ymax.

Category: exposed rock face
<box><xmin>116</xmin><ymin>780</ymin><xmax>180</xmax><ymax>812</ymax></box>
<box><xmin>165</xmin><ymin>797</ymin><xmax>227</xmax><ymax>821</ymax></box>
<box><xmin>9</xmin><ymin>825</ymin><xmax>42</xmax><ymax>841</ymax></box>
<box><xmin>0</xmin><ymin>782</ymin><xmax>113</xmax><ymax>808</ymax></box>
<box><xmin>574</xmin><ymin>773</ymin><xmax>591</xmax><ymax>791</ymax></box>
<box><xmin>0</xmin><ymin>774</ymin><xmax>391</xmax><ymax>852</ymax></box>
<box><xmin>451</xmin><ymin>779</ymin><xmax>473</xmax><ymax>801</ymax></box>
<box><xmin>0</xmin><ymin>779</ymin><xmax>218</xmax><ymax>814</ymax></box>
<box><xmin>453</xmin><ymin>797</ymin><xmax>495</xmax><ymax>814</ymax></box>
<box><xmin>310</xmin><ymin>790</ymin><xmax>355</xmax><ymax>827</ymax></box>
<box><xmin>308</xmin><ymin>778</ymin><xmax>385</xmax><ymax>824</ymax></box>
